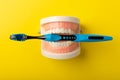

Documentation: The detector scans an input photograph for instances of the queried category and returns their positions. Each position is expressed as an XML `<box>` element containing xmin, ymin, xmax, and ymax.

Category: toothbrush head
<box><xmin>10</xmin><ymin>34</ymin><xmax>27</xmax><ymax>41</ymax></box>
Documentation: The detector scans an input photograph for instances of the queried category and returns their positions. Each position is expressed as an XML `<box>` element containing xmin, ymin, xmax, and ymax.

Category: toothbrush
<box><xmin>10</xmin><ymin>33</ymin><xmax>113</xmax><ymax>42</ymax></box>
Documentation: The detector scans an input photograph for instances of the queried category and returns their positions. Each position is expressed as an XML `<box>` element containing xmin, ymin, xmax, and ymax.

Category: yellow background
<box><xmin>0</xmin><ymin>0</ymin><xmax>120</xmax><ymax>80</ymax></box>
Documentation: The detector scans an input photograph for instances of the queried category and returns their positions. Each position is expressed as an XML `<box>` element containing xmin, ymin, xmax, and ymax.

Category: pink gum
<box><xmin>42</xmin><ymin>22</ymin><xmax>80</xmax><ymax>33</ymax></box>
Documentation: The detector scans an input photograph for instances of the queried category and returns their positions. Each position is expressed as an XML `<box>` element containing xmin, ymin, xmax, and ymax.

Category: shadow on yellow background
<box><xmin>0</xmin><ymin>0</ymin><xmax>120</xmax><ymax>80</ymax></box>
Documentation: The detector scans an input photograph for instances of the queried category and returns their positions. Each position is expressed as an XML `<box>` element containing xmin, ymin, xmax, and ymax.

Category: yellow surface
<box><xmin>0</xmin><ymin>0</ymin><xmax>120</xmax><ymax>80</ymax></box>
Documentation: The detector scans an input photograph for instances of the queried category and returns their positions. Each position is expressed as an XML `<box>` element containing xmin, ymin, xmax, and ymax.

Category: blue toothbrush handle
<box><xmin>73</xmin><ymin>34</ymin><xmax>113</xmax><ymax>42</ymax></box>
<box><xmin>44</xmin><ymin>34</ymin><xmax>113</xmax><ymax>42</ymax></box>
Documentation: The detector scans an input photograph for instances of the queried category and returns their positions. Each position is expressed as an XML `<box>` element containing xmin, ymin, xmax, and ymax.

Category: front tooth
<box><xmin>51</xmin><ymin>29</ymin><xmax>54</xmax><ymax>33</ymax></box>
<box><xmin>69</xmin><ymin>29</ymin><xmax>72</xmax><ymax>34</ymax></box>
<box><xmin>66</xmin><ymin>29</ymin><xmax>69</xmax><ymax>33</ymax></box>
<box><xmin>64</xmin><ymin>29</ymin><xmax>67</xmax><ymax>33</ymax></box>
<box><xmin>53</xmin><ymin>29</ymin><xmax>56</xmax><ymax>33</ymax></box>
<box><xmin>53</xmin><ymin>29</ymin><xmax>57</xmax><ymax>33</ymax></box>
<box><xmin>68</xmin><ymin>41</ymin><xmax>72</xmax><ymax>46</ymax></box>
<box><xmin>63</xmin><ymin>42</ymin><xmax>67</xmax><ymax>47</ymax></box>
<box><xmin>67</xmin><ymin>29</ymin><xmax>70</xmax><ymax>34</ymax></box>
<box><xmin>49</xmin><ymin>29</ymin><xmax>52</xmax><ymax>33</ymax></box>
<box><xmin>58</xmin><ymin>42</ymin><xmax>62</xmax><ymax>47</ymax></box>
<box><xmin>65</xmin><ymin>41</ymin><xmax>69</xmax><ymax>47</ymax></box>
<box><xmin>61</xmin><ymin>28</ymin><xmax>64</xmax><ymax>33</ymax></box>
<box><xmin>71</xmin><ymin>30</ymin><xmax>74</xmax><ymax>34</ymax></box>
<box><xmin>63</xmin><ymin>43</ymin><xmax>66</xmax><ymax>47</ymax></box>
<box><xmin>56</xmin><ymin>28</ymin><xmax>59</xmax><ymax>33</ymax></box>
<box><xmin>59</xmin><ymin>28</ymin><xmax>62</xmax><ymax>33</ymax></box>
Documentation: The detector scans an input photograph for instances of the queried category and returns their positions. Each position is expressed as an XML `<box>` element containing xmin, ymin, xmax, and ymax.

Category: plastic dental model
<box><xmin>10</xmin><ymin>16</ymin><xmax>113</xmax><ymax>60</ymax></box>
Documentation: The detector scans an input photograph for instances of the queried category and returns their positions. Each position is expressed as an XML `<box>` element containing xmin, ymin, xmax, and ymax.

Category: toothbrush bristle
<box><xmin>10</xmin><ymin>34</ymin><xmax>27</xmax><ymax>41</ymax></box>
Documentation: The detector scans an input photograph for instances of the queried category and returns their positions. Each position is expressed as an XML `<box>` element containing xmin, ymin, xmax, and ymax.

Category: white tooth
<box><xmin>59</xmin><ymin>28</ymin><xmax>63</xmax><ymax>33</ymax></box>
<box><xmin>50</xmin><ymin>29</ymin><xmax>54</xmax><ymax>33</ymax></box>
<box><xmin>48</xmin><ymin>42</ymin><xmax>52</xmax><ymax>46</ymax></box>
<box><xmin>58</xmin><ymin>42</ymin><xmax>62</xmax><ymax>47</ymax></box>
<box><xmin>67</xmin><ymin>41</ymin><xmax>72</xmax><ymax>46</ymax></box>
<box><xmin>69</xmin><ymin>29</ymin><xmax>71</xmax><ymax>34</ymax></box>
<box><xmin>44</xmin><ymin>31</ymin><xmax>47</xmax><ymax>34</ymax></box>
<box><xmin>64</xmin><ymin>42</ymin><xmax>67</xmax><ymax>47</ymax></box>
<box><xmin>71</xmin><ymin>30</ymin><xmax>74</xmax><ymax>34</ymax></box>
<box><xmin>68</xmin><ymin>29</ymin><xmax>71</xmax><ymax>34</ymax></box>
<box><xmin>56</xmin><ymin>28</ymin><xmax>58</xmax><ymax>33</ymax></box>
<box><xmin>63</xmin><ymin>42</ymin><xmax>66</xmax><ymax>47</ymax></box>
<box><xmin>52</xmin><ymin>42</ymin><xmax>57</xmax><ymax>47</ymax></box>
<box><xmin>65</xmin><ymin>29</ymin><xmax>68</xmax><ymax>33</ymax></box>
<box><xmin>56</xmin><ymin>28</ymin><xmax>59</xmax><ymax>33</ymax></box>
<box><xmin>66</xmin><ymin>42</ymin><xmax>69</xmax><ymax>47</ymax></box>
<box><xmin>56</xmin><ymin>42</ymin><xmax>59</xmax><ymax>46</ymax></box>
<box><xmin>59</xmin><ymin>28</ymin><xmax>62</xmax><ymax>33</ymax></box>
<box><xmin>51</xmin><ymin>29</ymin><xmax>54</xmax><ymax>33</ymax></box>
<box><xmin>61</xmin><ymin>28</ymin><xmax>65</xmax><ymax>33</ymax></box>
<box><xmin>55</xmin><ymin>28</ymin><xmax>58</xmax><ymax>33</ymax></box>
<box><xmin>48</xmin><ymin>30</ymin><xmax>51</xmax><ymax>33</ymax></box>
<box><xmin>53</xmin><ymin>42</ymin><xmax>56</xmax><ymax>45</ymax></box>
<box><xmin>62</xmin><ymin>28</ymin><xmax>64</xmax><ymax>33</ymax></box>
<box><xmin>66</xmin><ymin>29</ymin><xmax>69</xmax><ymax>33</ymax></box>
<box><xmin>53</xmin><ymin>29</ymin><xmax>56</xmax><ymax>33</ymax></box>
<box><xmin>64</xmin><ymin>29</ymin><xmax>66</xmax><ymax>33</ymax></box>
<box><xmin>48</xmin><ymin>29</ymin><xmax>51</xmax><ymax>33</ymax></box>
<box><xmin>46</xmin><ymin>30</ymin><xmax>49</xmax><ymax>34</ymax></box>
<box><xmin>46</xmin><ymin>30</ymin><xmax>50</xmax><ymax>34</ymax></box>
<box><xmin>66</xmin><ymin>42</ymin><xmax>69</xmax><ymax>46</ymax></box>
<box><xmin>60</xmin><ymin>42</ymin><xmax>63</xmax><ymax>47</ymax></box>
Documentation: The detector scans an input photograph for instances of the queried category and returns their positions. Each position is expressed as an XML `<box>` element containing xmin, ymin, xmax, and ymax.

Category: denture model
<box><xmin>10</xmin><ymin>16</ymin><xmax>113</xmax><ymax>60</ymax></box>
<box><xmin>40</xmin><ymin>16</ymin><xmax>81</xmax><ymax>59</ymax></box>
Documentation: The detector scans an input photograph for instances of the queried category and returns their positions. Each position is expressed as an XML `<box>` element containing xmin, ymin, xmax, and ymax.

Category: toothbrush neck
<box><xmin>27</xmin><ymin>36</ymin><xmax>45</xmax><ymax>40</ymax></box>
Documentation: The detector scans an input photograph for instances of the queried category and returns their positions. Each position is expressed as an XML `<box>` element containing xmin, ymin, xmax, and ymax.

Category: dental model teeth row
<box><xmin>48</xmin><ymin>41</ymin><xmax>73</xmax><ymax>47</ymax></box>
<box><xmin>41</xmin><ymin>28</ymin><xmax>75</xmax><ymax>34</ymax></box>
